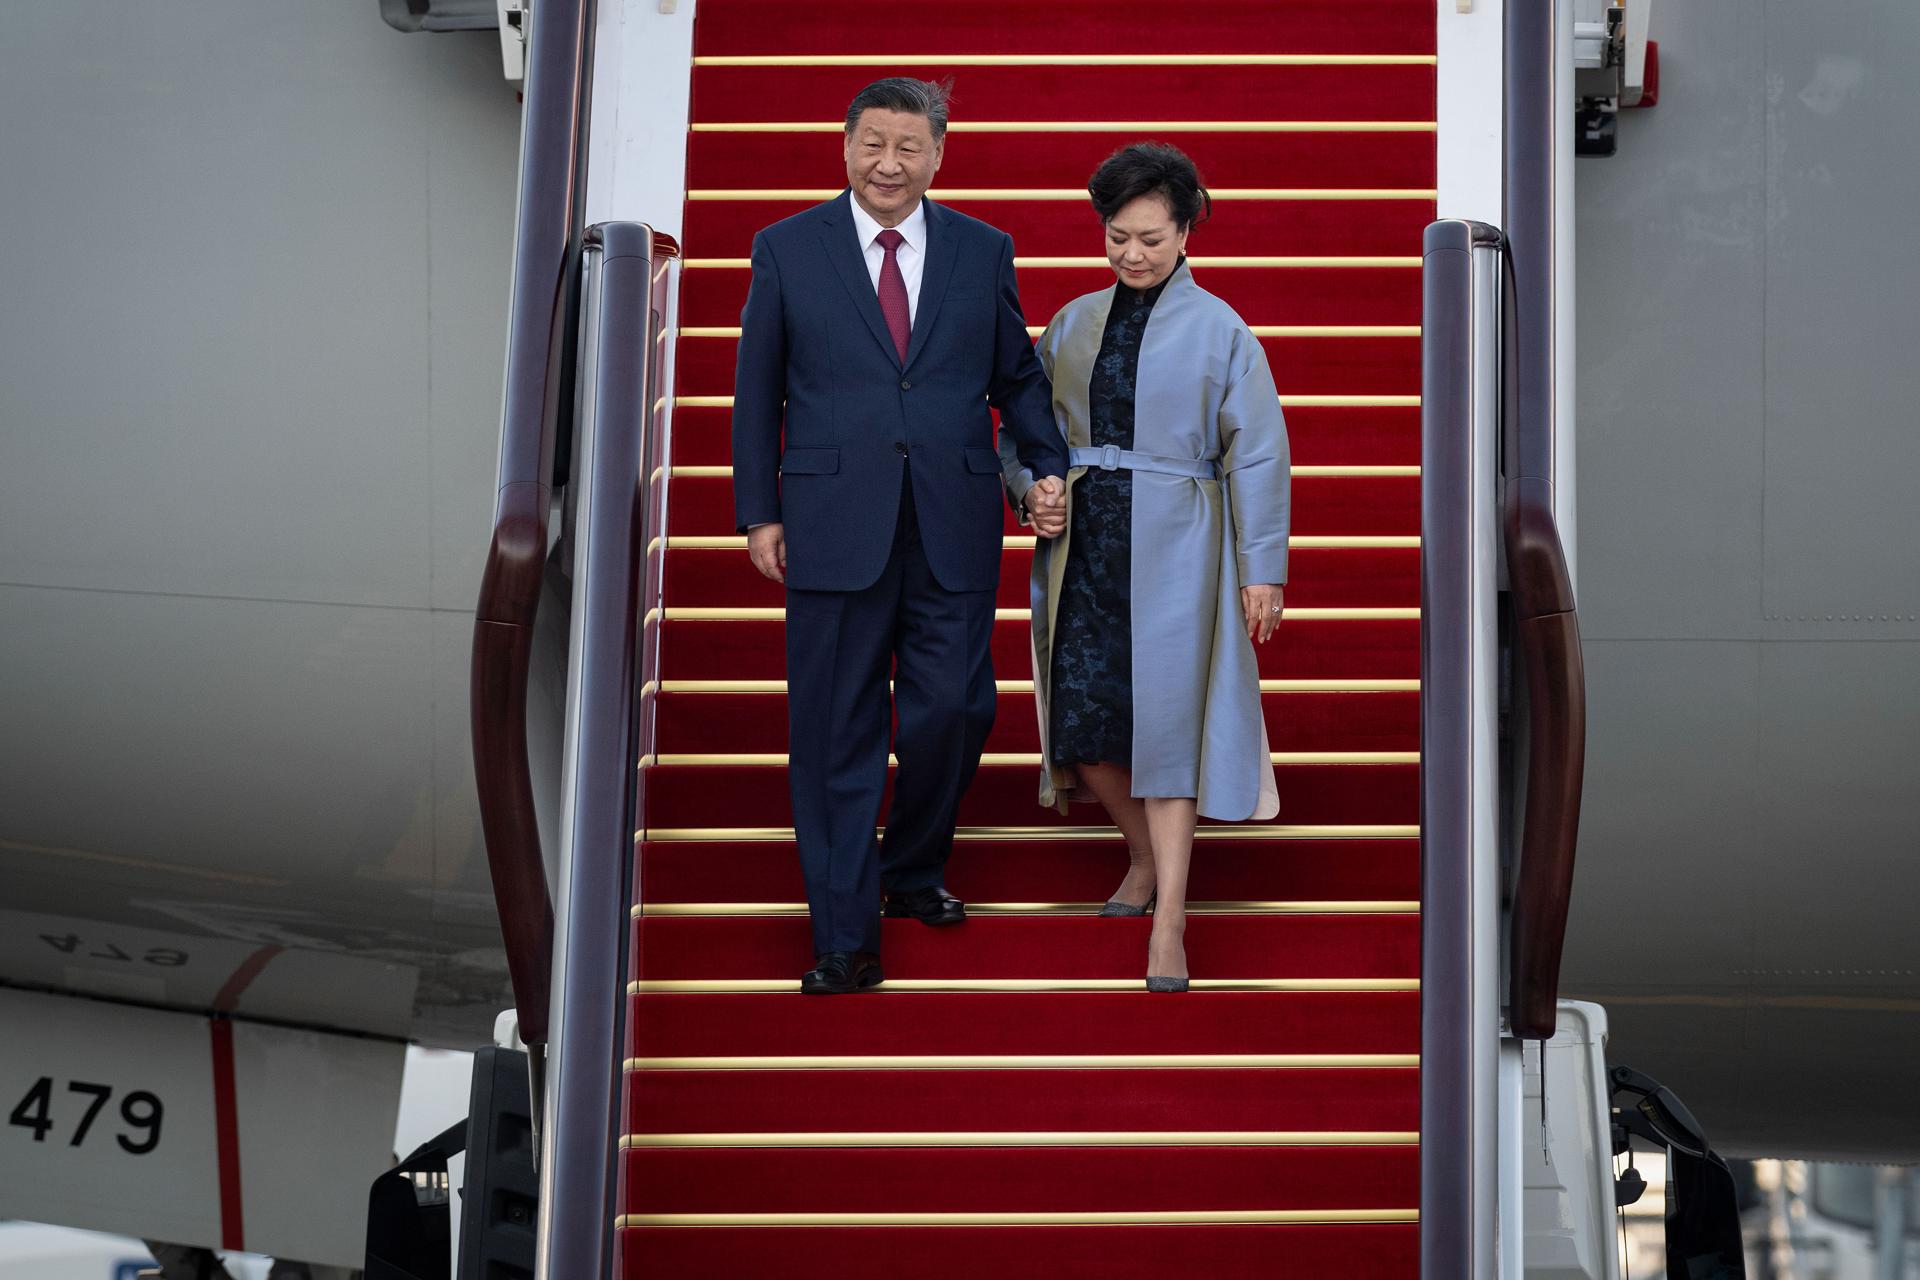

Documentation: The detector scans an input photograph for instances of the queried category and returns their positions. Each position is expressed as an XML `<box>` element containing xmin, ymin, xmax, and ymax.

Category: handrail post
<box><xmin>536</xmin><ymin>223</ymin><xmax>679</xmax><ymax>1280</ymax></box>
<box><xmin>1421</xmin><ymin>219</ymin><xmax>1507</xmax><ymax>1279</ymax></box>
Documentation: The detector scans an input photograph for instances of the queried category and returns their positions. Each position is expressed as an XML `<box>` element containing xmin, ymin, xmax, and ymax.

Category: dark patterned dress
<box><xmin>1047</xmin><ymin>276</ymin><xmax>1169</xmax><ymax>768</ymax></box>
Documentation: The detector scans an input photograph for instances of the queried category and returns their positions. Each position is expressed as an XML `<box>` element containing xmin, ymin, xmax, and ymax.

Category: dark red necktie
<box><xmin>874</xmin><ymin>228</ymin><xmax>911</xmax><ymax>363</ymax></box>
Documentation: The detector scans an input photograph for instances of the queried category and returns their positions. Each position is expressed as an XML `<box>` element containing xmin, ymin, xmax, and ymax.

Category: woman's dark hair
<box><xmin>844</xmin><ymin>77</ymin><xmax>954</xmax><ymax>141</ymax></box>
<box><xmin>1087</xmin><ymin>143</ymin><xmax>1212</xmax><ymax>230</ymax></box>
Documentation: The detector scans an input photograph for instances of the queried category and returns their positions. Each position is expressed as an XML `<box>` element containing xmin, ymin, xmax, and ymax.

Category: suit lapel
<box><xmin>818</xmin><ymin>193</ymin><xmax>902</xmax><ymax>370</ymax></box>
<box><xmin>904</xmin><ymin>199</ymin><xmax>959</xmax><ymax>371</ymax></box>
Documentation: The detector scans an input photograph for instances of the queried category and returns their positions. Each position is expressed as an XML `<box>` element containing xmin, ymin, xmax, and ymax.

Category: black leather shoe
<box><xmin>883</xmin><ymin>885</ymin><xmax>967</xmax><ymax>926</ymax></box>
<box><xmin>800</xmin><ymin>951</ymin><xmax>884</xmax><ymax>995</ymax></box>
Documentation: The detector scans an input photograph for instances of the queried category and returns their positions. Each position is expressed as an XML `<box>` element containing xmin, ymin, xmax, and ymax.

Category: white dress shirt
<box><xmin>848</xmin><ymin>192</ymin><xmax>926</xmax><ymax>325</ymax></box>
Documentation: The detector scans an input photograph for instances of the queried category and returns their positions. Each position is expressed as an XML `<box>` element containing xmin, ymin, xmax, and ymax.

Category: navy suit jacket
<box><xmin>730</xmin><ymin>194</ymin><xmax>1067</xmax><ymax>593</ymax></box>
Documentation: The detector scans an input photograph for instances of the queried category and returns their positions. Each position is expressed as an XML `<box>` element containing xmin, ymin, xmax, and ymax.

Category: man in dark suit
<box><xmin>731</xmin><ymin>77</ymin><xmax>1068</xmax><ymax>994</ymax></box>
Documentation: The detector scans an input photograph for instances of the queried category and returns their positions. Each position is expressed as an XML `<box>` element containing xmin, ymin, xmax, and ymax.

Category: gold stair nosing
<box><xmin>658</xmin><ymin>534</ymin><xmax>1421</xmax><ymax>551</ymax></box>
<box><xmin>693</xmin><ymin>120</ymin><xmax>1437</xmax><ymax>134</ymax></box>
<box><xmin>676</xmin><ymin>393</ymin><xmax>1421</xmax><ymax>408</ymax></box>
<box><xmin>694</xmin><ymin>53</ymin><xmax>1438</xmax><ymax>67</ymax></box>
<box><xmin>628</xmin><ymin>977</ymin><xmax>1420</xmax><ymax>994</ymax></box>
<box><xmin>686</xmin><ymin>187</ymin><xmax>1436</xmax><ymax>202</ymax></box>
<box><xmin>623</xmin><ymin>1052</ymin><xmax>1420</xmax><ymax>1070</ymax></box>
<box><xmin>668</xmin><ymin>464</ymin><xmax>1421</xmax><ymax>478</ymax></box>
<box><xmin>659</xmin><ymin>607</ymin><xmax>1420</xmax><ymax>622</ymax></box>
<box><xmin>680</xmin><ymin>324</ymin><xmax>1423</xmax><ymax>338</ymax></box>
<box><xmin>650</xmin><ymin>750</ymin><xmax>1415</xmax><ymax>767</ymax></box>
<box><xmin>636</xmin><ymin>900</ymin><xmax>1420</xmax><ymax>918</ymax></box>
<box><xmin>618</xmin><ymin>1208</ymin><xmax>1420</xmax><ymax>1228</ymax></box>
<box><xmin>685</xmin><ymin>255</ymin><xmax>1419</xmax><ymax>270</ymax></box>
<box><xmin>619</xmin><ymin>1129</ymin><xmax>1417</xmax><ymax>1149</ymax></box>
<box><xmin>639</xmin><ymin>824</ymin><xmax>1420</xmax><ymax>843</ymax></box>
<box><xmin>658</xmin><ymin>678</ymin><xmax>1421</xmax><ymax>693</ymax></box>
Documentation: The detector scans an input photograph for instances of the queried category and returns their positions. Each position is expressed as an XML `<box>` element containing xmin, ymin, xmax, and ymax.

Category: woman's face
<box><xmin>1104</xmin><ymin>193</ymin><xmax>1188</xmax><ymax>290</ymax></box>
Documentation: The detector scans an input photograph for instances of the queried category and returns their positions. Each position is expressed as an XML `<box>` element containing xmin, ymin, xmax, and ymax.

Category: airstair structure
<box><xmin>448</xmin><ymin>3</ymin><xmax>1743</xmax><ymax>1277</ymax></box>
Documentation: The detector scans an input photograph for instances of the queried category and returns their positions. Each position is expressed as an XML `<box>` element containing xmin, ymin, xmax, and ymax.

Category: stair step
<box><xmin>626</xmin><ymin>1066</ymin><xmax>1416</xmax><ymax>1134</ymax></box>
<box><xmin>641</xmin><ymin>762</ymin><xmax>1417</xmax><ymax>829</ymax></box>
<box><xmin>631</xmin><ymin>915</ymin><xmax>1418</xmax><ymax>981</ymax></box>
<box><xmin>626</xmin><ymin>992</ymin><xmax>1419</xmax><ymax>1057</ymax></box>
<box><xmin>662</xmin><ymin>545</ymin><xmax>1420</xmax><ymax>609</ymax></box>
<box><xmin>665</xmin><ymin>404</ymin><xmax>1420</xmax><ymax>467</ymax></box>
<box><xmin>678</xmin><ymin>260</ymin><xmax>1421</xmax><ymax>328</ymax></box>
<box><xmin>684</xmin><ymin>197</ymin><xmax>1431</xmax><ymax>264</ymax></box>
<box><xmin>656</xmin><ymin>618</ymin><xmax>1419</xmax><ymax>681</ymax></box>
<box><xmin>654</xmin><ymin>690</ymin><xmax>1417</xmax><ymax>754</ymax></box>
<box><xmin>622</xmin><ymin>1145</ymin><xmax>1415</xmax><ymax>1213</ymax></box>
<box><xmin>674</xmin><ymin>332</ymin><xmax>1420</xmax><ymax>396</ymax></box>
<box><xmin>666</xmin><ymin>472</ymin><xmax>1420</xmax><ymax>537</ymax></box>
<box><xmin>689</xmin><ymin>130</ymin><xmax>1435</xmax><ymax>191</ymax></box>
<box><xmin>638</xmin><ymin>838</ymin><xmax>1419</xmax><ymax>905</ymax></box>
<box><xmin>691</xmin><ymin>64</ymin><xmax>1432</xmax><ymax>129</ymax></box>
<box><xmin>620</xmin><ymin>1223</ymin><xmax>1419</xmax><ymax>1277</ymax></box>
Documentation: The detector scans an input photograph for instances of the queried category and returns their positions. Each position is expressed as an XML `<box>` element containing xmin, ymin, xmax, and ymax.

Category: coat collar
<box><xmin>1156</xmin><ymin>256</ymin><xmax>1197</xmax><ymax>300</ymax></box>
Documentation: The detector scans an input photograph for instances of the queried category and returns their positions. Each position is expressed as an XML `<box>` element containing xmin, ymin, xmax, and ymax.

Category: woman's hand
<box><xmin>1241</xmin><ymin>583</ymin><xmax>1284</xmax><ymax>644</ymax></box>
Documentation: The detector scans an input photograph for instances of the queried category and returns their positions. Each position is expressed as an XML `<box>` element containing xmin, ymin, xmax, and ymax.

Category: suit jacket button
<box><xmin>900</xmin><ymin>379</ymin><xmax>912</xmax><ymax>390</ymax></box>
<box><xmin>894</xmin><ymin>441</ymin><xmax>907</xmax><ymax>455</ymax></box>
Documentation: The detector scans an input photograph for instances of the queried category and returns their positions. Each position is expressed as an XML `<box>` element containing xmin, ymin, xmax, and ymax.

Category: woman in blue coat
<box><xmin>1002</xmin><ymin>144</ymin><xmax>1293</xmax><ymax>991</ymax></box>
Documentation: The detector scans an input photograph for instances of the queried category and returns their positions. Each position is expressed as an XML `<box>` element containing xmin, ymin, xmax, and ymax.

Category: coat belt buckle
<box><xmin>1098</xmin><ymin>444</ymin><xmax>1121</xmax><ymax>471</ymax></box>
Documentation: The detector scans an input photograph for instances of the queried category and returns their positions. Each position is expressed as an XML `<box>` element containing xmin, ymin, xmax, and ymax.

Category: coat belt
<box><xmin>1068</xmin><ymin>444</ymin><xmax>1220</xmax><ymax>480</ymax></box>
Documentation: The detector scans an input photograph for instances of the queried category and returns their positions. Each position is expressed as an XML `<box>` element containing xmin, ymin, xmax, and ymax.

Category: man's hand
<box><xmin>748</xmin><ymin>523</ymin><xmax>786</xmax><ymax>583</ymax></box>
<box><xmin>1241</xmin><ymin>583</ymin><xmax>1284</xmax><ymax>644</ymax></box>
<box><xmin>1026</xmin><ymin>475</ymin><xmax>1067</xmax><ymax>539</ymax></box>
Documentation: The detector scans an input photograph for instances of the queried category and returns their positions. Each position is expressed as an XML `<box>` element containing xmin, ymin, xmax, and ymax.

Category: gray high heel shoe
<box><xmin>1145</xmin><ymin>928</ymin><xmax>1187</xmax><ymax>991</ymax></box>
<box><xmin>1097</xmin><ymin>891</ymin><xmax>1156</xmax><ymax>918</ymax></box>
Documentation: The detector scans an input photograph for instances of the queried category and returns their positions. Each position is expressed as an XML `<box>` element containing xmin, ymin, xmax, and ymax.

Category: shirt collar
<box><xmin>848</xmin><ymin>191</ymin><xmax>926</xmax><ymax>254</ymax></box>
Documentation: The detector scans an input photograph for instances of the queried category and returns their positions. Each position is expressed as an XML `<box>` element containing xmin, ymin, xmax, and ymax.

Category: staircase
<box><xmin>617</xmin><ymin>2</ymin><xmax>1432</xmax><ymax>1273</ymax></box>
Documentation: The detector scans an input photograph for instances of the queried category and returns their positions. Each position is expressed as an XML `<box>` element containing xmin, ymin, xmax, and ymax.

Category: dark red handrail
<box><xmin>1503</xmin><ymin>469</ymin><xmax>1587</xmax><ymax>1039</ymax></box>
<box><xmin>1503</xmin><ymin>0</ymin><xmax>1589</xmax><ymax>1042</ymax></box>
<box><xmin>469</xmin><ymin>0</ymin><xmax>593</xmax><ymax>1048</ymax></box>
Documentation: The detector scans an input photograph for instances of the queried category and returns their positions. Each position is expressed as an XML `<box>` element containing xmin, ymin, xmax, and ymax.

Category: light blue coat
<box><xmin>1002</xmin><ymin>261</ymin><xmax>1291</xmax><ymax>821</ymax></box>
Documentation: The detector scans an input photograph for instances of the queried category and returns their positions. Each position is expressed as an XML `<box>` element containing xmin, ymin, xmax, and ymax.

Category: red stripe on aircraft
<box><xmin>209</xmin><ymin>1018</ymin><xmax>246</xmax><ymax>1251</ymax></box>
<box><xmin>212</xmin><ymin>945</ymin><xmax>284</xmax><ymax>1013</ymax></box>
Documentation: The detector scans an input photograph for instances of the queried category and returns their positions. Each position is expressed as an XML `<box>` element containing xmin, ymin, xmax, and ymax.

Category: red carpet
<box><xmin>619</xmin><ymin>2</ymin><xmax>1430</xmax><ymax>1272</ymax></box>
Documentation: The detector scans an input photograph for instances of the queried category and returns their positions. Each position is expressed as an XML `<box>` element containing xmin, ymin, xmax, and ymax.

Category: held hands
<box><xmin>1241</xmin><ymin>583</ymin><xmax>1284</xmax><ymax>644</ymax></box>
<box><xmin>1026</xmin><ymin>475</ymin><xmax>1068</xmax><ymax>539</ymax></box>
<box><xmin>747</xmin><ymin>522</ymin><xmax>786</xmax><ymax>583</ymax></box>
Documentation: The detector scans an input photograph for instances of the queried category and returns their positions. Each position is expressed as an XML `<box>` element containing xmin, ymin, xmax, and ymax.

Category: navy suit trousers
<box><xmin>784</xmin><ymin>469</ymin><xmax>998</xmax><ymax>956</ymax></box>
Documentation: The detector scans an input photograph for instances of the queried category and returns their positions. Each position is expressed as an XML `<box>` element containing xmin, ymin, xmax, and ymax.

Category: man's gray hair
<box><xmin>844</xmin><ymin>77</ymin><xmax>953</xmax><ymax>140</ymax></box>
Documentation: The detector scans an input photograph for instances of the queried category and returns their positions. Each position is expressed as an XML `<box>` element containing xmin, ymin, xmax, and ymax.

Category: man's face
<box><xmin>844</xmin><ymin>108</ymin><xmax>943</xmax><ymax>226</ymax></box>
